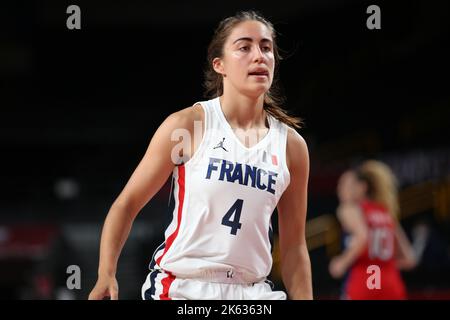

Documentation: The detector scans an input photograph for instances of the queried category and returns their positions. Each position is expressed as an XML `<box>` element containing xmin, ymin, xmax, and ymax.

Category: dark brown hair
<box><xmin>203</xmin><ymin>10</ymin><xmax>302</xmax><ymax>129</ymax></box>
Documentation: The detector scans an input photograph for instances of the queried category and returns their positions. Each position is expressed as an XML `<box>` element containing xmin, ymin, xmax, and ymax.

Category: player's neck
<box><xmin>219</xmin><ymin>92</ymin><xmax>267</xmax><ymax>131</ymax></box>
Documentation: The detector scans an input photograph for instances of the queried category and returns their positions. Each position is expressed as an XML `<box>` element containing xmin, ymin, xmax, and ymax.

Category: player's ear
<box><xmin>213</xmin><ymin>57</ymin><xmax>225</xmax><ymax>76</ymax></box>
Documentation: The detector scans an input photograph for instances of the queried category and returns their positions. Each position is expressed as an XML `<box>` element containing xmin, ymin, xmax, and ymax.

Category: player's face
<box><xmin>354</xmin><ymin>179</ymin><xmax>368</xmax><ymax>201</ymax></box>
<box><xmin>337</xmin><ymin>171</ymin><xmax>359</xmax><ymax>203</ymax></box>
<box><xmin>218</xmin><ymin>20</ymin><xmax>275</xmax><ymax>98</ymax></box>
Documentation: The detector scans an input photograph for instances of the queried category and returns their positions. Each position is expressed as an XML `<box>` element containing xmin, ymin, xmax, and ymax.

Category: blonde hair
<box><xmin>357</xmin><ymin>160</ymin><xmax>400</xmax><ymax>219</ymax></box>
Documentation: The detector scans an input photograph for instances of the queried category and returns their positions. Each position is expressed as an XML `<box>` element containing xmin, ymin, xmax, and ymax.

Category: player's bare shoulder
<box><xmin>286</xmin><ymin>127</ymin><xmax>309</xmax><ymax>172</ymax></box>
<box><xmin>161</xmin><ymin>103</ymin><xmax>205</xmax><ymax>161</ymax></box>
<box><xmin>164</xmin><ymin>103</ymin><xmax>204</xmax><ymax>134</ymax></box>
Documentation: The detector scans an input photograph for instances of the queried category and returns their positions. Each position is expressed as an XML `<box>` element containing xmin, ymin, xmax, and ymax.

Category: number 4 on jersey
<box><xmin>222</xmin><ymin>199</ymin><xmax>243</xmax><ymax>235</ymax></box>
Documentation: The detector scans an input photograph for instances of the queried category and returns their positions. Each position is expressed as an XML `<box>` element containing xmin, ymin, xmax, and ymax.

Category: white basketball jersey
<box><xmin>151</xmin><ymin>97</ymin><xmax>291</xmax><ymax>283</ymax></box>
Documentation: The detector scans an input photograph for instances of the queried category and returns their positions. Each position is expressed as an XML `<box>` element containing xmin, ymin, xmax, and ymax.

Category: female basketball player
<box><xmin>329</xmin><ymin>161</ymin><xmax>417</xmax><ymax>299</ymax></box>
<box><xmin>88</xmin><ymin>11</ymin><xmax>312</xmax><ymax>300</ymax></box>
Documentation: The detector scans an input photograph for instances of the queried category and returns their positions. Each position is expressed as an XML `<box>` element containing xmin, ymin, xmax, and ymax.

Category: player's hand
<box><xmin>329</xmin><ymin>256</ymin><xmax>347</xmax><ymax>279</ymax></box>
<box><xmin>88</xmin><ymin>275</ymin><xmax>119</xmax><ymax>300</ymax></box>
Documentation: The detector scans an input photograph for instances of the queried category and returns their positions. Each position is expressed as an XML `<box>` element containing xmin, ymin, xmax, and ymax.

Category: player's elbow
<box><xmin>110</xmin><ymin>197</ymin><xmax>139</xmax><ymax>220</ymax></box>
<box><xmin>358</xmin><ymin>231</ymin><xmax>369</xmax><ymax>244</ymax></box>
<box><xmin>400</xmin><ymin>252</ymin><xmax>418</xmax><ymax>271</ymax></box>
<box><xmin>351</xmin><ymin>230</ymin><xmax>369</xmax><ymax>252</ymax></box>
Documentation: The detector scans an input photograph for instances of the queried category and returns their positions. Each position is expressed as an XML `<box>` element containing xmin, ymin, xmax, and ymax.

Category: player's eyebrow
<box><xmin>232</xmin><ymin>37</ymin><xmax>272</xmax><ymax>44</ymax></box>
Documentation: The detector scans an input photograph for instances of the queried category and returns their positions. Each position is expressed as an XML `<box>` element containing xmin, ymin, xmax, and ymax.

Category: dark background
<box><xmin>1</xmin><ymin>0</ymin><xmax>449</xmax><ymax>299</ymax></box>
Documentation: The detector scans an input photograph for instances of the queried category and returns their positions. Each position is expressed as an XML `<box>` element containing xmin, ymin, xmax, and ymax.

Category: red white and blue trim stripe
<box><xmin>142</xmin><ymin>165</ymin><xmax>185</xmax><ymax>300</ymax></box>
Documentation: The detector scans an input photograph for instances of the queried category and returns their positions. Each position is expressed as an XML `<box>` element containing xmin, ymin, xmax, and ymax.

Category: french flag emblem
<box><xmin>263</xmin><ymin>151</ymin><xmax>278</xmax><ymax>166</ymax></box>
<box><xmin>271</xmin><ymin>154</ymin><xmax>278</xmax><ymax>166</ymax></box>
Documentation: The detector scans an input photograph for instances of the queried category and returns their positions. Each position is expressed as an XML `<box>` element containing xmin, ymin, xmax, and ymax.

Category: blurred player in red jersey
<box><xmin>329</xmin><ymin>160</ymin><xmax>417</xmax><ymax>299</ymax></box>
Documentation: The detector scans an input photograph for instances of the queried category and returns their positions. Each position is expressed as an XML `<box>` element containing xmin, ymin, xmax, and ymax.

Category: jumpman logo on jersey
<box><xmin>213</xmin><ymin>137</ymin><xmax>228</xmax><ymax>152</ymax></box>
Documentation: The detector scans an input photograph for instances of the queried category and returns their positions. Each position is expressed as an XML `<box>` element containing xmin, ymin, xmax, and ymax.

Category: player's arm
<box><xmin>328</xmin><ymin>203</ymin><xmax>368</xmax><ymax>279</ymax></box>
<box><xmin>277</xmin><ymin>128</ymin><xmax>313</xmax><ymax>300</ymax></box>
<box><xmin>88</xmin><ymin>107</ymin><xmax>198</xmax><ymax>300</ymax></box>
<box><xmin>394</xmin><ymin>222</ymin><xmax>418</xmax><ymax>270</ymax></box>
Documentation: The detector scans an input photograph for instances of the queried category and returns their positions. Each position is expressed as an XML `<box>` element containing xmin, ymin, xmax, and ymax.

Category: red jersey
<box><xmin>344</xmin><ymin>200</ymin><xmax>407</xmax><ymax>299</ymax></box>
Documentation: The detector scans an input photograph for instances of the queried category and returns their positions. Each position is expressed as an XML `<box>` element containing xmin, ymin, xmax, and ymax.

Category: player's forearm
<box><xmin>395</xmin><ymin>225</ymin><xmax>418</xmax><ymax>270</ymax></box>
<box><xmin>98</xmin><ymin>203</ymin><xmax>135</xmax><ymax>277</ymax></box>
<box><xmin>339</xmin><ymin>234</ymin><xmax>367</xmax><ymax>271</ymax></box>
<box><xmin>396</xmin><ymin>246</ymin><xmax>417</xmax><ymax>270</ymax></box>
<box><xmin>281</xmin><ymin>244</ymin><xmax>313</xmax><ymax>300</ymax></box>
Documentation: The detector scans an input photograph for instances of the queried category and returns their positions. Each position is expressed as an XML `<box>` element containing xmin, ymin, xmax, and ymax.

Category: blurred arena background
<box><xmin>1</xmin><ymin>0</ymin><xmax>449</xmax><ymax>299</ymax></box>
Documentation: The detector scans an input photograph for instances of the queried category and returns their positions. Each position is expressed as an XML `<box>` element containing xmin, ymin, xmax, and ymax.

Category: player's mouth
<box><xmin>248</xmin><ymin>68</ymin><xmax>269</xmax><ymax>78</ymax></box>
